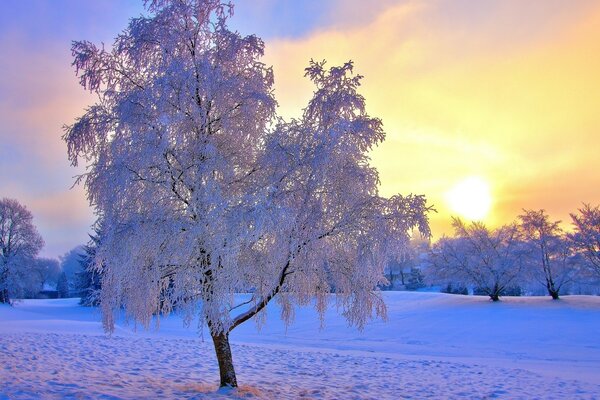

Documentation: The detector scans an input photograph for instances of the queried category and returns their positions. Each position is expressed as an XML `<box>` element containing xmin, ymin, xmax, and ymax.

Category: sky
<box><xmin>1</xmin><ymin>0</ymin><xmax>599</xmax><ymax>258</ymax></box>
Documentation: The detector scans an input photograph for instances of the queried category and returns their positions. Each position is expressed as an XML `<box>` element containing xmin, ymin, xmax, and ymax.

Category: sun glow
<box><xmin>445</xmin><ymin>177</ymin><xmax>492</xmax><ymax>221</ymax></box>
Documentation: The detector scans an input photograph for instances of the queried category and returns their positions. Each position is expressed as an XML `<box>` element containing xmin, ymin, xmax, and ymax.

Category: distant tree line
<box><xmin>0</xmin><ymin>197</ymin><xmax>89</xmax><ymax>303</ymax></box>
<box><xmin>384</xmin><ymin>206</ymin><xmax>600</xmax><ymax>301</ymax></box>
<box><xmin>0</xmin><ymin>198</ymin><xmax>62</xmax><ymax>303</ymax></box>
<box><xmin>4</xmin><ymin>195</ymin><xmax>600</xmax><ymax>305</ymax></box>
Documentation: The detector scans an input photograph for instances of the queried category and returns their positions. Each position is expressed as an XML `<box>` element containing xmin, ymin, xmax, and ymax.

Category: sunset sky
<box><xmin>1</xmin><ymin>0</ymin><xmax>599</xmax><ymax>258</ymax></box>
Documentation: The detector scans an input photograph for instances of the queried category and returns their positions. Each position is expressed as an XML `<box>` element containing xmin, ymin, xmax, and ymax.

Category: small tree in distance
<box><xmin>430</xmin><ymin>218</ymin><xmax>525</xmax><ymax>301</ymax></box>
<box><xmin>59</xmin><ymin>245</ymin><xmax>86</xmax><ymax>289</ymax></box>
<box><xmin>570</xmin><ymin>204</ymin><xmax>600</xmax><ymax>278</ymax></box>
<box><xmin>518</xmin><ymin>209</ymin><xmax>576</xmax><ymax>300</ymax></box>
<box><xmin>32</xmin><ymin>257</ymin><xmax>61</xmax><ymax>295</ymax></box>
<box><xmin>63</xmin><ymin>0</ymin><xmax>431</xmax><ymax>388</ymax></box>
<box><xmin>0</xmin><ymin>198</ymin><xmax>44</xmax><ymax>304</ymax></box>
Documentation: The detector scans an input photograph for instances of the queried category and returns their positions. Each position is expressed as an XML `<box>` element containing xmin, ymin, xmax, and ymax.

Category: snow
<box><xmin>1</xmin><ymin>292</ymin><xmax>600</xmax><ymax>399</ymax></box>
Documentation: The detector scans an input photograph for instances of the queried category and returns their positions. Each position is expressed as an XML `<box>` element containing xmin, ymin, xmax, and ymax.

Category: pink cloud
<box><xmin>0</xmin><ymin>33</ymin><xmax>96</xmax><ymax>257</ymax></box>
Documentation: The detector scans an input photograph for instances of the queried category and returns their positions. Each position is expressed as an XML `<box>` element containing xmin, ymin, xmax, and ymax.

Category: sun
<box><xmin>445</xmin><ymin>176</ymin><xmax>492</xmax><ymax>221</ymax></box>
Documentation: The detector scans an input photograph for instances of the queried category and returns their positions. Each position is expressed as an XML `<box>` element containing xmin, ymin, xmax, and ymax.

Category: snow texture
<box><xmin>1</xmin><ymin>292</ymin><xmax>599</xmax><ymax>399</ymax></box>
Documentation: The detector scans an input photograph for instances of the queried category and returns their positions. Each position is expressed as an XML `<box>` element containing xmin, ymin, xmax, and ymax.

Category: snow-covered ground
<box><xmin>1</xmin><ymin>292</ymin><xmax>599</xmax><ymax>399</ymax></box>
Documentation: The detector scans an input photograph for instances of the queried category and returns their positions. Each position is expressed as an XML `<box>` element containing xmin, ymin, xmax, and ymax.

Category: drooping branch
<box><xmin>228</xmin><ymin>260</ymin><xmax>291</xmax><ymax>333</ymax></box>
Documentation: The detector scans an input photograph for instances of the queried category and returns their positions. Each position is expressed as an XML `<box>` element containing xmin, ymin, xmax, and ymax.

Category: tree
<box><xmin>0</xmin><ymin>198</ymin><xmax>44</xmax><ymax>303</ymax></box>
<box><xmin>570</xmin><ymin>204</ymin><xmax>600</xmax><ymax>277</ymax></box>
<box><xmin>384</xmin><ymin>257</ymin><xmax>411</xmax><ymax>289</ymax></box>
<box><xmin>1</xmin><ymin>257</ymin><xmax>60</xmax><ymax>299</ymax></box>
<box><xmin>59</xmin><ymin>245</ymin><xmax>86</xmax><ymax>291</ymax></box>
<box><xmin>430</xmin><ymin>218</ymin><xmax>525</xmax><ymax>301</ymax></box>
<box><xmin>383</xmin><ymin>235</ymin><xmax>429</xmax><ymax>290</ymax></box>
<box><xmin>405</xmin><ymin>267</ymin><xmax>426</xmax><ymax>291</ymax></box>
<box><xmin>518</xmin><ymin>209</ymin><xmax>576</xmax><ymax>299</ymax></box>
<box><xmin>78</xmin><ymin>227</ymin><xmax>103</xmax><ymax>306</ymax></box>
<box><xmin>56</xmin><ymin>272</ymin><xmax>69</xmax><ymax>298</ymax></box>
<box><xmin>31</xmin><ymin>257</ymin><xmax>61</xmax><ymax>295</ymax></box>
<box><xmin>64</xmin><ymin>0</ymin><xmax>430</xmax><ymax>387</ymax></box>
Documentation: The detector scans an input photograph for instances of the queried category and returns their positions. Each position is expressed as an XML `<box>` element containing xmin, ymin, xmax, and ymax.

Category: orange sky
<box><xmin>261</xmin><ymin>0</ymin><xmax>600</xmax><ymax>236</ymax></box>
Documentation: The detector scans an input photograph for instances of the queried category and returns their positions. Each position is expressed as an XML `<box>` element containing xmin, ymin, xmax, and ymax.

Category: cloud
<box><xmin>0</xmin><ymin>33</ymin><xmax>95</xmax><ymax>257</ymax></box>
<box><xmin>0</xmin><ymin>0</ymin><xmax>145</xmax><ymax>258</ymax></box>
<box><xmin>232</xmin><ymin>0</ymin><xmax>404</xmax><ymax>39</ymax></box>
<box><xmin>0</xmin><ymin>37</ymin><xmax>92</xmax><ymax>161</ymax></box>
<box><xmin>2</xmin><ymin>0</ymin><xmax>599</xmax><ymax>257</ymax></box>
<box><xmin>261</xmin><ymin>0</ymin><xmax>600</xmax><ymax>236</ymax></box>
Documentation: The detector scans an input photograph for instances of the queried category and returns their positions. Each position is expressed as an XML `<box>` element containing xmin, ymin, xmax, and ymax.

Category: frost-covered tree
<box><xmin>383</xmin><ymin>237</ymin><xmax>428</xmax><ymax>289</ymax></box>
<box><xmin>0</xmin><ymin>257</ymin><xmax>59</xmax><ymax>299</ymax></box>
<box><xmin>0</xmin><ymin>198</ymin><xmax>44</xmax><ymax>304</ymax></box>
<box><xmin>430</xmin><ymin>218</ymin><xmax>525</xmax><ymax>301</ymax></box>
<box><xmin>31</xmin><ymin>257</ymin><xmax>61</xmax><ymax>295</ymax></box>
<box><xmin>518</xmin><ymin>209</ymin><xmax>576</xmax><ymax>299</ymax></box>
<box><xmin>570</xmin><ymin>204</ymin><xmax>600</xmax><ymax>278</ymax></box>
<box><xmin>59</xmin><ymin>246</ymin><xmax>85</xmax><ymax>291</ymax></box>
<box><xmin>64</xmin><ymin>0</ymin><xmax>430</xmax><ymax>387</ymax></box>
<box><xmin>384</xmin><ymin>257</ymin><xmax>426</xmax><ymax>291</ymax></box>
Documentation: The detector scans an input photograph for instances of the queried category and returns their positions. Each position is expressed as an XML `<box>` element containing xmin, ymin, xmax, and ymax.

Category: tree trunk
<box><xmin>547</xmin><ymin>281</ymin><xmax>560</xmax><ymax>300</ymax></box>
<box><xmin>0</xmin><ymin>288</ymin><xmax>8</xmax><ymax>304</ymax></box>
<box><xmin>211</xmin><ymin>332</ymin><xmax>237</xmax><ymax>388</ymax></box>
<box><xmin>489</xmin><ymin>283</ymin><xmax>500</xmax><ymax>302</ymax></box>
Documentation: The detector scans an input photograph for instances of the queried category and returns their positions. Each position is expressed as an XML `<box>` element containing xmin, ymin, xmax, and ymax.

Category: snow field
<box><xmin>1</xmin><ymin>292</ymin><xmax>599</xmax><ymax>399</ymax></box>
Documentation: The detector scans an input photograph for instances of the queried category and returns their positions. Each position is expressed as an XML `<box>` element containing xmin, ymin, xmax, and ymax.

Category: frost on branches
<box><xmin>570</xmin><ymin>204</ymin><xmax>600</xmax><ymax>278</ymax></box>
<box><xmin>63</xmin><ymin>0</ymin><xmax>431</xmax><ymax>387</ymax></box>
<box><xmin>430</xmin><ymin>218</ymin><xmax>525</xmax><ymax>301</ymax></box>
<box><xmin>518</xmin><ymin>209</ymin><xmax>577</xmax><ymax>300</ymax></box>
<box><xmin>0</xmin><ymin>198</ymin><xmax>44</xmax><ymax>304</ymax></box>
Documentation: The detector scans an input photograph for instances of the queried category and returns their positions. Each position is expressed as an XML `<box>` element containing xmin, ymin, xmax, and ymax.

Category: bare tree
<box><xmin>518</xmin><ymin>209</ymin><xmax>576</xmax><ymax>300</ymax></box>
<box><xmin>0</xmin><ymin>198</ymin><xmax>44</xmax><ymax>303</ymax></box>
<box><xmin>430</xmin><ymin>218</ymin><xmax>525</xmax><ymax>301</ymax></box>
<box><xmin>63</xmin><ymin>0</ymin><xmax>431</xmax><ymax>387</ymax></box>
<box><xmin>570</xmin><ymin>204</ymin><xmax>600</xmax><ymax>278</ymax></box>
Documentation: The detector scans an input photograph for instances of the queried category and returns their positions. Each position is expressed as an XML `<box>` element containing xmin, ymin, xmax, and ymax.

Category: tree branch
<box><xmin>228</xmin><ymin>260</ymin><xmax>291</xmax><ymax>333</ymax></box>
